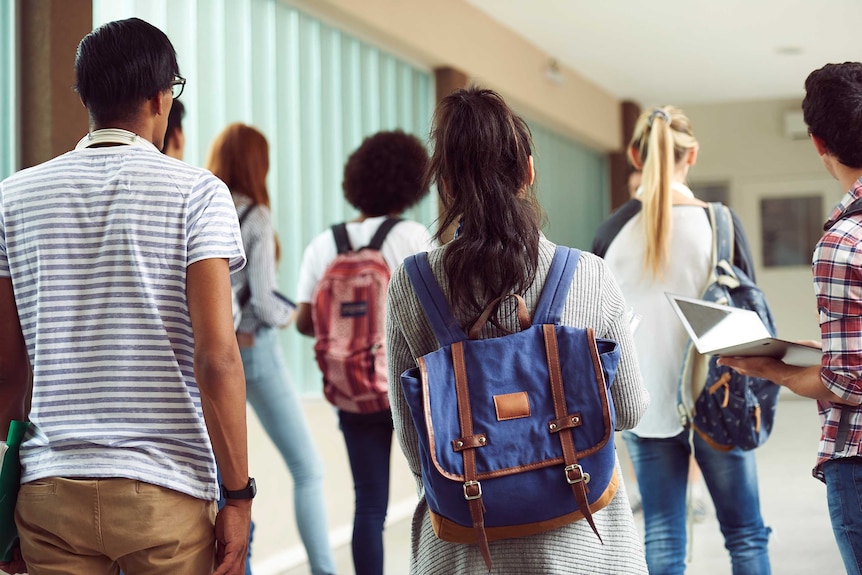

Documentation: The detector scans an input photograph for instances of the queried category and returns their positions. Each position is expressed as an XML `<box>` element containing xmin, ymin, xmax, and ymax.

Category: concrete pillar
<box><xmin>608</xmin><ymin>100</ymin><xmax>641</xmax><ymax>211</ymax></box>
<box><xmin>433</xmin><ymin>66</ymin><xmax>470</xmax><ymax>243</ymax></box>
<box><xmin>18</xmin><ymin>0</ymin><xmax>91</xmax><ymax>168</ymax></box>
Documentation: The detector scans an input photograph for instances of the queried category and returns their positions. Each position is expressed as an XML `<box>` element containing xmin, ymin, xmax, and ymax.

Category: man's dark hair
<box><xmin>75</xmin><ymin>17</ymin><xmax>179</xmax><ymax>125</ymax></box>
<box><xmin>161</xmin><ymin>99</ymin><xmax>185</xmax><ymax>154</ymax></box>
<box><xmin>342</xmin><ymin>130</ymin><xmax>430</xmax><ymax>216</ymax></box>
<box><xmin>803</xmin><ymin>62</ymin><xmax>862</xmax><ymax>169</ymax></box>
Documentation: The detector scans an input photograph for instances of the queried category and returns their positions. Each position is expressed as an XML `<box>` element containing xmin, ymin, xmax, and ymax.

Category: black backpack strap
<box><xmin>825</xmin><ymin>197</ymin><xmax>862</xmax><ymax>230</ymax></box>
<box><xmin>367</xmin><ymin>217</ymin><xmax>401</xmax><ymax>251</ymax></box>
<box><xmin>332</xmin><ymin>223</ymin><xmax>352</xmax><ymax>255</ymax></box>
<box><xmin>591</xmin><ymin>199</ymin><xmax>642</xmax><ymax>258</ymax></box>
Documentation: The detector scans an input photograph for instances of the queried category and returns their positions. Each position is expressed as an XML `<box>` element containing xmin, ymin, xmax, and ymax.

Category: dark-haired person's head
<box><xmin>803</xmin><ymin>62</ymin><xmax>862</xmax><ymax>169</ymax></box>
<box><xmin>426</xmin><ymin>86</ymin><xmax>541</xmax><ymax>322</ymax></box>
<box><xmin>342</xmin><ymin>130</ymin><xmax>429</xmax><ymax>217</ymax></box>
<box><xmin>162</xmin><ymin>99</ymin><xmax>186</xmax><ymax>159</ymax></box>
<box><xmin>428</xmin><ymin>87</ymin><xmax>537</xmax><ymax>236</ymax></box>
<box><xmin>75</xmin><ymin>18</ymin><xmax>180</xmax><ymax>132</ymax></box>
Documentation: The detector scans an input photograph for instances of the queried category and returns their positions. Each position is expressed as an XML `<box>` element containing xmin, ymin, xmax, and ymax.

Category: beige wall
<box><xmin>683</xmin><ymin>98</ymin><xmax>842</xmax><ymax>341</ymax></box>
<box><xmin>287</xmin><ymin>0</ymin><xmax>621</xmax><ymax>152</ymax></box>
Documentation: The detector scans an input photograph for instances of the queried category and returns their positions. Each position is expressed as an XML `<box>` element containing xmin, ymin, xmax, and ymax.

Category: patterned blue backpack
<box><xmin>400</xmin><ymin>246</ymin><xmax>620</xmax><ymax>570</ymax></box>
<box><xmin>678</xmin><ymin>203</ymin><xmax>781</xmax><ymax>451</ymax></box>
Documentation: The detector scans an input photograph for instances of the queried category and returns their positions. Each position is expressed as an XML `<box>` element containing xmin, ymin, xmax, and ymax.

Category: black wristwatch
<box><xmin>221</xmin><ymin>477</ymin><xmax>256</xmax><ymax>500</ymax></box>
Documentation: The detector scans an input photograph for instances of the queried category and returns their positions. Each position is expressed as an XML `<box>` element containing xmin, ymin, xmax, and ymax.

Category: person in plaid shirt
<box><xmin>719</xmin><ymin>62</ymin><xmax>862</xmax><ymax>575</ymax></box>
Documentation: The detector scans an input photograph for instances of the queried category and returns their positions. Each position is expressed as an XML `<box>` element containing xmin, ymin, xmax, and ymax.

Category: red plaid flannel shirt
<box><xmin>813</xmin><ymin>177</ymin><xmax>862</xmax><ymax>475</ymax></box>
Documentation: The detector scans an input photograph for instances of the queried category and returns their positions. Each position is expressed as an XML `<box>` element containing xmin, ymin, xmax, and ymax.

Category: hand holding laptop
<box><xmin>665</xmin><ymin>293</ymin><xmax>822</xmax><ymax>367</ymax></box>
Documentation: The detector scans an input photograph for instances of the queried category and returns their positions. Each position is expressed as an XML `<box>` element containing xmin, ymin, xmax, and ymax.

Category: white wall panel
<box><xmin>530</xmin><ymin>120</ymin><xmax>609</xmax><ymax>251</ymax></box>
<box><xmin>1</xmin><ymin>0</ymin><xmax>16</xmax><ymax>180</ymax></box>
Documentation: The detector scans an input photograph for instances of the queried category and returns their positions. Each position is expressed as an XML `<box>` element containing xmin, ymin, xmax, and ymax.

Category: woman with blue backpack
<box><xmin>385</xmin><ymin>87</ymin><xmax>650</xmax><ymax>574</ymax></box>
<box><xmin>592</xmin><ymin>106</ymin><xmax>772</xmax><ymax>574</ymax></box>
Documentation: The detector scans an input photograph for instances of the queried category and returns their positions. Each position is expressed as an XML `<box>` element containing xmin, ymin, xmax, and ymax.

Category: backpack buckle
<box><xmin>463</xmin><ymin>480</ymin><xmax>482</xmax><ymax>500</ymax></box>
<box><xmin>565</xmin><ymin>464</ymin><xmax>591</xmax><ymax>485</ymax></box>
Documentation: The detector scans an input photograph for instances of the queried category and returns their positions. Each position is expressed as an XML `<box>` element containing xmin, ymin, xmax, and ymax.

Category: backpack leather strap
<box><xmin>451</xmin><ymin>341</ymin><xmax>492</xmax><ymax>571</ymax></box>
<box><xmin>467</xmin><ymin>294</ymin><xmax>530</xmax><ymax>340</ymax></box>
<box><xmin>544</xmin><ymin>324</ymin><xmax>603</xmax><ymax>543</ymax></box>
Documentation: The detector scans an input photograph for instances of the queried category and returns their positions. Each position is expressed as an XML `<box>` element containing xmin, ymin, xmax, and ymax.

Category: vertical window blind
<box><xmin>92</xmin><ymin>0</ymin><xmax>436</xmax><ymax>393</ymax></box>
<box><xmin>90</xmin><ymin>1</ymin><xmax>609</xmax><ymax>394</ymax></box>
<box><xmin>530</xmin><ymin>120</ymin><xmax>609</xmax><ymax>251</ymax></box>
<box><xmin>1</xmin><ymin>0</ymin><xmax>16</xmax><ymax>180</ymax></box>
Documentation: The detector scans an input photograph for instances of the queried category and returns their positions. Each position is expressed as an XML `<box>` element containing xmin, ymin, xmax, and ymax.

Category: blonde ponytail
<box><xmin>628</xmin><ymin>106</ymin><xmax>698</xmax><ymax>280</ymax></box>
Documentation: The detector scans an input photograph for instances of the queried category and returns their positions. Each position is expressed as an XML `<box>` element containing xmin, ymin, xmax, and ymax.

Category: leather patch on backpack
<box><xmin>494</xmin><ymin>391</ymin><xmax>530</xmax><ymax>421</ymax></box>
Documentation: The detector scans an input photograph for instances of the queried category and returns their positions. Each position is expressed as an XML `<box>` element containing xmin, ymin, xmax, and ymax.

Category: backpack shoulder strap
<box><xmin>403</xmin><ymin>252</ymin><xmax>466</xmax><ymax>346</ymax></box>
<box><xmin>332</xmin><ymin>223</ymin><xmax>352</xmax><ymax>255</ymax></box>
<box><xmin>532</xmin><ymin>246</ymin><xmax>581</xmax><ymax>325</ymax></box>
<box><xmin>708</xmin><ymin>202</ymin><xmax>734</xmax><ymax>265</ymax></box>
<box><xmin>367</xmin><ymin>217</ymin><xmax>401</xmax><ymax>251</ymax></box>
<box><xmin>238</xmin><ymin>205</ymin><xmax>254</xmax><ymax>228</ymax></box>
<box><xmin>825</xmin><ymin>197</ymin><xmax>862</xmax><ymax>230</ymax></box>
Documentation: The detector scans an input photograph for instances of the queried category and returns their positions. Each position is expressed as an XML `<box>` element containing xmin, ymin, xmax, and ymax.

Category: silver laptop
<box><xmin>665</xmin><ymin>293</ymin><xmax>821</xmax><ymax>367</ymax></box>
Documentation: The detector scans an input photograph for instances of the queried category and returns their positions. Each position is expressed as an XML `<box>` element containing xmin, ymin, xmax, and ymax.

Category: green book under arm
<box><xmin>0</xmin><ymin>420</ymin><xmax>30</xmax><ymax>563</ymax></box>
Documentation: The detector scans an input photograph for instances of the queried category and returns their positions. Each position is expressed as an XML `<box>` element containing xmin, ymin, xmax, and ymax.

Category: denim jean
<box><xmin>823</xmin><ymin>457</ymin><xmax>862</xmax><ymax>575</ymax></box>
<box><xmin>623</xmin><ymin>430</ymin><xmax>771</xmax><ymax>575</ymax></box>
<box><xmin>241</xmin><ymin>327</ymin><xmax>337</xmax><ymax>575</ymax></box>
<box><xmin>337</xmin><ymin>409</ymin><xmax>393</xmax><ymax>575</ymax></box>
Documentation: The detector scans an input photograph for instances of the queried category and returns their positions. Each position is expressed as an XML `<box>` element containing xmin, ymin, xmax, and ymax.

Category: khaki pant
<box><xmin>15</xmin><ymin>477</ymin><xmax>216</xmax><ymax>575</ymax></box>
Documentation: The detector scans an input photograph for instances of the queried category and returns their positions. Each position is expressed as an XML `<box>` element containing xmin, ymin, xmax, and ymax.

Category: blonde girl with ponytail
<box><xmin>630</xmin><ymin>106</ymin><xmax>701</xmax><ymax>278</ymax></box>
<box><xmin>592</xmin><ymin>107</ymin><xmax>772</xmax><ymax>575</ymax></box>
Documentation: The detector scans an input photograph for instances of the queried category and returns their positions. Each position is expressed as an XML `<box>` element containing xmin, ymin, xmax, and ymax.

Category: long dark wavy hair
<box><xmin>428</xmin><ymin>87</ymin><xmax>542</xmax><ymax>325</ymax></box>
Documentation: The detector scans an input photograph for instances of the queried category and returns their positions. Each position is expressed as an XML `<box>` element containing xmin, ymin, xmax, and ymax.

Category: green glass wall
<box><xmin>92</xmin><ymin>0</ymin><xmax>436</xmax><ymax>393</ymax></box>
<box><xmin>1</xmin><ymin>0</ymin><xmax>15</xmax><ymax>180</ymax></box>
<box><xmin>530</xmin><ymin>121</ymin><xmax>609</xmax><ymax>250</ymax></box>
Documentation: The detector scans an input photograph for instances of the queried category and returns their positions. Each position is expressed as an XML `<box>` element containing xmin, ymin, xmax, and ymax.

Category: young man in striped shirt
<box><xmin>719</xmin><ymin>62</ymin><xmax>862</xmax><ymax>575</ymax></box>
<box><xmin>0</xmin><ymin>17</ymin><xmax>252</xmax><ymax>575</ymax></box>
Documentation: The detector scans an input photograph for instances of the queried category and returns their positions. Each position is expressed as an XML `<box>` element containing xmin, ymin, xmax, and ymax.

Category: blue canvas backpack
<box><xmin>678</xmin><ymin>203</ymin><xmax>781</xmax><ymax>451</ymax></box>
<box><xmin>400</xmin><ymin>246</ymin><xmax>620</xmax><ymax>570</ymax></box>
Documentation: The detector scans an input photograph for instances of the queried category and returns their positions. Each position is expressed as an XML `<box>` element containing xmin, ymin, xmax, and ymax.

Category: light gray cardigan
<box><xmin>386</xmin><ymin>236</ymin><xmax>650</xmax><ymax>574</ymax></box>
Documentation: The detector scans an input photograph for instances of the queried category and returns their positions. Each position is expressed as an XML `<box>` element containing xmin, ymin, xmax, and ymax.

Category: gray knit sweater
<box><xmin>386</xmin><ymin>236</ymin><xmax>650</xmax><ymax>574</ymax></box>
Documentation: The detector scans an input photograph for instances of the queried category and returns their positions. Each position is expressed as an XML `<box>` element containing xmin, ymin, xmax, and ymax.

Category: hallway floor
<box><xmin>281</xmin><ymin>396</ymin><xmax>843</xmax><ymax>575</ymax></box>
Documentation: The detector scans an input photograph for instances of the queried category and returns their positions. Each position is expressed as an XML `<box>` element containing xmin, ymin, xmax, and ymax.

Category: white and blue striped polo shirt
<box><xmin>0</xmin><ymin>144</ymin><xmax>246</xmax><ymax>501</ymax></box>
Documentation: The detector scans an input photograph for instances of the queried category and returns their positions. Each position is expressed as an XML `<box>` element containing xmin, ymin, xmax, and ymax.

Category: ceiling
<box><xmin>466</xmin><ymin>0</ymin><xmax>862</xmax><ymax>106</ymax></box>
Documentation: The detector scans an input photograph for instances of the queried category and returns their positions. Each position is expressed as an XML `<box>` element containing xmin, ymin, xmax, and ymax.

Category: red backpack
<box><xmin>311</xmin><ymin>218</ymin><xmax>400</xmax><ymax>413</ymax></box>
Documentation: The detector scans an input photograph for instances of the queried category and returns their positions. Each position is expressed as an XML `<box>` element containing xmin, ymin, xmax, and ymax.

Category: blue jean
<box><xmin>823</xmin><ymin>457</ymin><xmax>862</xmax><ymax>575</ymax></box>
<box><xmin>623</xmin><ymin>430</ymin><xmax>771</xmax><ymax>575</ymax></box>
<box><xmin>242</xmin><ymin>327</ymin><xmax>337</xmax><ymax>575</ymax></box>
<box><xmin>337</xmin><ymin>409</ymin><xmax>393</xmax><ymax>575</ymax></box>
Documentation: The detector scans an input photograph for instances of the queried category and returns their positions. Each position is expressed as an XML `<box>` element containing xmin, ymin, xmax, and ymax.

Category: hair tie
<box><xmin>648</xmin><ymin>108</ymin><xmax>671</xmax><ymax>127</ymax></box>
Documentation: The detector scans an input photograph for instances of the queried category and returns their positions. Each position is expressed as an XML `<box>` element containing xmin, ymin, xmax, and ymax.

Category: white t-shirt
<box><xmin>296</xmin><ymin>216</ymin><xmax>434</xmax><ymax>303</ymax></box>
<box><xmin>603</xmin><ymin>204</ymin><xmax>712</xmax><ymax>438</ymax></box>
